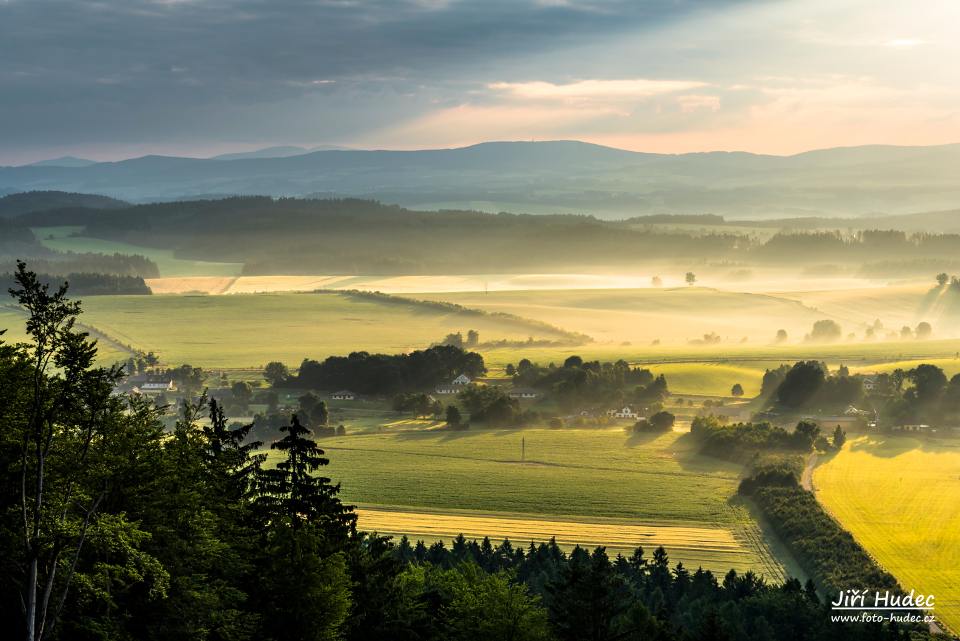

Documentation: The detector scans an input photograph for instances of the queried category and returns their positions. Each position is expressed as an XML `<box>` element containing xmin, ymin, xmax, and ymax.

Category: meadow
<box><xmin>815</xmin><ymin>435</ymin><xmax>960</xmax><ymax>633</ymax></box>
<box><xmin>69</xmin><ymin>291</ymin><xmax>576</xmax><ymax>368</ymax></box>
<box><xmin>32</xmin><ymin>288</ymin><xmax>960</xmax><ymax>395</ymax></box>
<box><xmin>279</xmin><ymin>427</ymin><xmax>790</xmax><ymax>578</ymax></box>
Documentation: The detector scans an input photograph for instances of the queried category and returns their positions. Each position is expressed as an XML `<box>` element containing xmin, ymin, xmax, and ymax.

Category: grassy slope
<box><xmin>815</xmin><ymin>436</ymin><xmax>960</xmax><ymax>633</ymax></box>
<box><xmin>0</xmin><ymin>305</ymin><xmax>131</xmax><ymax>363</ymax></box>
<box><xmin>73</xmin><ymin>292</ymin><xmax>578</xmax><ymax>368</ymax></box>
<box><xmin>294</xmin><ymin>428</ymin><xmax>785</xmax><ymax>577</ymax></box>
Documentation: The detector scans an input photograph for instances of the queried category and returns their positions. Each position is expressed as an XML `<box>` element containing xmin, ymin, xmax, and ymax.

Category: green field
<box><xmin>69</xmin><ymin>292</ymin><xmax>577</xmax><ymax>368</ymax></box>
<box><xmin>276</xmin><ymin>427</ymin><xmax>789</xmax><ymax>577</ymax></box>
<box><xmin>815</xmin><ymin>436</ymin><xmax>960</xmax><ymax>633</ymax></box>
<box><xmin>9</xmin><ymin>286</ymin><xmax>960</xmax><ymax>395</ymax></box>
<box><xmin>34</xmin><ymin>226</ymin><xmax>243</xmax><ymax>277</ymax></box>
<box><xmin>0</xmin><ymin>305</ymin><xmax>131</xmax><ymax>363</ymax></box>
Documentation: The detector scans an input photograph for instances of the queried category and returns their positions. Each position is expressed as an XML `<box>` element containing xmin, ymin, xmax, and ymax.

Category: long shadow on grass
<box><xmin>845</xmin><ymin>433</ymin><xmax>960</xmax><ymax>458</ymax></box>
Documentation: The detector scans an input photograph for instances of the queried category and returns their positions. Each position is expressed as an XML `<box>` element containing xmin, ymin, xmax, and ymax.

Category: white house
<box><xmin>331</xmin><ymin>390</ymin><xmax>356</xmax><ymax>401</ymax></box>
<box><xmin>861</xmin><ymin>375</ymin><xmax>880</xmax><ymax>392</ymax></box>
<box><xmin>452</xmin><ymin>374</ymin><xmax>472</xmax><ymax>386</ymax></box>
<box><xmin>139</xmin><ymin>380</ymin><xmax>175</xmax><ymax>394</ymax></box>
<box><xmin>607</xmin><ymin>406</ymin><xmax>640</xmax><ymax>419</ymax></box>
<box><xmin>435</xmin><ymin>384</ymin><xmax>459</xmax><ymax>395</ymax></box>
<box><xmin>508</xmin><ymin>387</ymin><xmax>539</xmax><ymax>399</ymax></box>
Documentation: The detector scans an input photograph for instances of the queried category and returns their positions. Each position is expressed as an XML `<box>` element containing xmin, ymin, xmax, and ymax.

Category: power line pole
<box><xmin>521</xmin><ymin>436</ymin><xmax>525</xmax><ymax>463</ymax></box>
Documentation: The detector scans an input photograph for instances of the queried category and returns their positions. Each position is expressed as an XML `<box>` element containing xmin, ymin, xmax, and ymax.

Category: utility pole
<box><xmin>521</xmin><ymin>436</ymin><xmax>525</xmax><ymax>463</ymax></box>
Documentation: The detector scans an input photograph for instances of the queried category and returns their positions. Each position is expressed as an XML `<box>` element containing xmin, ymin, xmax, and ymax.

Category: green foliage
<box><xmin>741</xmin><ymin>481</ymin><xmax>899</xmax><ymax>598</ymax></box>
<box><xmin>511</xmin><ymin>358</ymin><xmax>666</xmax><ymax>411</ymax></box>
<box><xmin>633</xmin><ymin>411</ymin><xmax>675</xmax><ymax>433</ymax></box>
<box><xmin>263</xmin><ymin>361</ymin><xmax>289</xmax><ymax>386</ymax></box>
<box><xmin>294</xmin><ymin>345</ymin><xmax>486</xmax><ymax>395</ymax></box>
<box><xmin>691</xmin><ymin>416</ymin><xmax>817</xmax><ymax>459</ymax></box>
<box><xmin>458</xmin><ymin>385</ymin><xmax>524</xmax><ymax>426</ymax></box>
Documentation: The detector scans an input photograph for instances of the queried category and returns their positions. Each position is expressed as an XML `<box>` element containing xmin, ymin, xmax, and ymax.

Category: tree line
<box><xmin>283</xmin><ymin>345</ymin><xmax>486</xmax><ymax>395</ymax></box>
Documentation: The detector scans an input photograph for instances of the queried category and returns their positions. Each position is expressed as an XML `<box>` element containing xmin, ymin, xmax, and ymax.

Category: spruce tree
<box><xmin>258</xmin><ymin>414</ymin><xmax>355</xmax><ymax>541</ymax></box>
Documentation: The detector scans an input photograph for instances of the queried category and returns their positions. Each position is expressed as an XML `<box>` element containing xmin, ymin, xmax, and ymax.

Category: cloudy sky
<box><xmin>2</xmin><ymin>0</ymin><xmax>959</xmax><ymax>164</ymax></box>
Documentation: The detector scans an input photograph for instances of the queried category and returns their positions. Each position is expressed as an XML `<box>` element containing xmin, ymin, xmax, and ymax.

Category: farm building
<box><xmin>436</xmin><ymin>374</ymin><xmax>473</xmax><ymax>395</ymax></box>
<box><xmin>136</xmin><ymin>380</ymin><xmax>176</xmax><ymax>395</ymax></box>
<box><xmin>607</xmin><ymin>406</ymin><xmax>640</xmax><ymax>419</ymax></box>
<box><xmin>508</xmin><ymin>387</ymin><xmax>539</xmax><ymax>399</ymax></box>
<box><xmin>331</xmin><ymin>390</ymin><xmax>357</xmax><ymax>401</ymax></box>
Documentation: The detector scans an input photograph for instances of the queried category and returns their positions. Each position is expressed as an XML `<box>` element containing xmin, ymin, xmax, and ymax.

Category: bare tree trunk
<box><xmin>25</xmin><ymin>557</ymin><xmax>37</xmax><ymax>641</ymax></box>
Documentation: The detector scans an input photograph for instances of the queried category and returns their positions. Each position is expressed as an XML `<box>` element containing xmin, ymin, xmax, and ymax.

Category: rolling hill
<box><xmin>3</xmin><ymin>141</ymin><xmax>960</xmax><ymax>217</ymax></box>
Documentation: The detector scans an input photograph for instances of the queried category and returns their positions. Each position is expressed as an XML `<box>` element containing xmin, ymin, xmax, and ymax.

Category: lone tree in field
<box><xmin>685</xmin><ymin>272</ymin><xmax>697</xmax><ymax>286</ymax></box>
<box><xmin>775</xmin><ymin>329</ymin><xmax>788</xmax><ymax>343</ymax></box>
<box><xmin>832</xmin><ymin>425</ymin><xmax>847</xmax><ymax>449</ymax></box>
<box><xmin>445</xmin><ymin>405</ymin><xmax>462</xmax><ymax>427</ymax></box>
<box><xmin>264</xmin><ymin>360</ymin><xmax>290</xmax><ymax>385</ymax></box>
<box><xmin>806</xmin><ymin>319</ymin><xmax>842</xmax><ymax>343</ymax></box>
<box><xmin>231</xmin><ymin>380</ymin><xmax>253</xmax><ymax>410</ymax></box>
<box><xmin>937</xmin><ymin>272</ymin><xmax>950</xmax><ymax>287</ymax></box>
<box><xmin>916</xmin><ymin>321</ymin><xmax>932</xmax><ymax>339</ymax></box>
<box><xmin>731</xmin><ymin>383</ymin><xmax>744</xmax><ymax>397</ymax></box>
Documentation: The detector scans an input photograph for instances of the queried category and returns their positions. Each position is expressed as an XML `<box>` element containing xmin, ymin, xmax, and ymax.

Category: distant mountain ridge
<box><xmin>2</xmin><ymin>140</ymin><xmax>959</xmax><ymax>218</ymax></box>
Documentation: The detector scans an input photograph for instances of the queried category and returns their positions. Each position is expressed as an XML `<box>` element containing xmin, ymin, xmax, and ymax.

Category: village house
<box><xmin>607</xmin><ymin>406</ymin><xmax>640</xmax><ymax>419</ymax></box>
<box><xmin>331</xmin><ymin>390</ymin><xmax>356</xmax><ymax>401</ymax></box>
<box><xmin>508</xmin><ymin>387</ymin><xmax>539</xmax><ymax>399</ymax></box>
<box><xmin>133</xmin><ymin>380</ymin><xmax>176</xmax><ymax>396</ymax></box>
<box><xmin>436</xmin><ymin>374</ymin><xmax>473</xmax><ymax>395</ymax></box>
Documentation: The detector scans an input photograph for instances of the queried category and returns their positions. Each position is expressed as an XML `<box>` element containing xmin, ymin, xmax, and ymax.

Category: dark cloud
<box><xmin>0</xmin><ymin>0</ymin><xmax>749</xmax><ymax>160</ymax></box>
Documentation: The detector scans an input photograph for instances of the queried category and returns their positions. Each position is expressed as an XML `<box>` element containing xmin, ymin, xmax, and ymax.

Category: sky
<box><xmin>2</xmin><ymin>0</ymin><xmax>959</xmax><ymax>164</ymax></box>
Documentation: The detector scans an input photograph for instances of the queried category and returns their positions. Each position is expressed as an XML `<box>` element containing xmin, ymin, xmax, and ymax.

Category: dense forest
<box><xmin>0</xmin><ymin>271</ymin><xmax>152</xmax><ymax>295</ymax></box>
<box><xmin>10</xmin><ymin>195</ymin><xmax>960</xmax><ymax>275</ymax></box>
<box><xmin>0</xmin><ymin>263</ymin><xmax>937</xmax><ymax>641</ymax></box>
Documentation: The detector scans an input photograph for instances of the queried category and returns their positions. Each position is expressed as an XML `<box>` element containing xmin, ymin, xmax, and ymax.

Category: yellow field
<box><xmin>356</xmin><ymin>505</ymin><xmax>776</xmax><ymax>574</ymax></box>
<box><xmin>814</xmin><ymin>436</ymin><xmax>960</xmax><ymax>633</ymax></box>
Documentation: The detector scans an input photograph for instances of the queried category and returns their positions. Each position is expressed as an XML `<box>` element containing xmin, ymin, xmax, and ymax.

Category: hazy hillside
<box><xmin>2</xmin><ymin>141</ymin><xmax>960</xmax><ymax>218</ymax></box>
<box><xmin>0</xmin><ymin>190</ymin><xmax>129</xmax><ymax>218</ymax></box>
<box><xmin>16</xmin><ymin>196</ymin><xmax>960</xmax><ymax>277</ymax></box>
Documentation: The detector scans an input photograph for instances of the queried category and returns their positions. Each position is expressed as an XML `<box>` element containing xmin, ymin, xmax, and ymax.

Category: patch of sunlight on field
<box><xmin>278</xmin><ymin>428</ymin><xmax>787</xmax><ymax>579</ymax></box>
<box><xmin>73</xmin><ymin>292</ymin><xmax>572</xmax><ymax>368</ymax></box>
<box><xmin>356</xmin><ymin>506</ymin><xmax>769</xmax><ymax>575</ymax></box>
<box><xmin>815</xmin><ymin>436</ymin><xmax>960</xmax><ymax>634</ymax></box>
<box><xmin>424</xmin><ymin>287</ymin><xmax>826</xmax><ymax>345</ymax></box>
<box><xmin>647</xmin><ymin>363</ymin><xmax>769</xmax><ymax>397</ymax></box>
<box><xmin>775</xmin><ymin>285</ymin><xmax>930</xmax><ymax>330</ymax></box>
<box><xmin>850</xmin><ymin>358</ymin><xmax>960</xmax><ymax>379</ymax></box>
<box><xmin>34</xmin><ymin>226</ymin><xmax>243</xmax><ymax>277</ymax></box>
